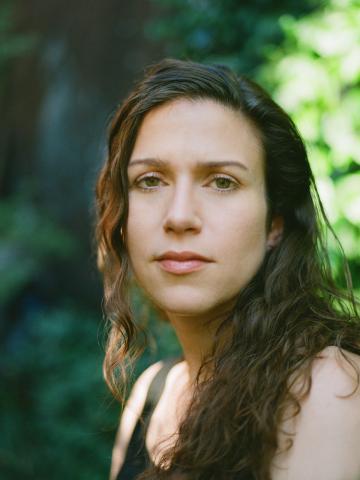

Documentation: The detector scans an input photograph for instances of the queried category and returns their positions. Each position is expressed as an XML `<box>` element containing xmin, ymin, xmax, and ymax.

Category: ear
<box><xmin>266</xmin><ymin>215</ymin><xmax>284</xmax><ymax>250</ymax></box>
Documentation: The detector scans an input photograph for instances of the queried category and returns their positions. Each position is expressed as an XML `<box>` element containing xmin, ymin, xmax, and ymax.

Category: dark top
<box><xmin>116</xmin><ymin>358</ymin><xmax>179</xmax><ymax>480</ymax></box>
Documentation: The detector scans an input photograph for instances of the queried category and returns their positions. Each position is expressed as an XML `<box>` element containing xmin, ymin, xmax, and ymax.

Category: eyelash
<box><xmin>132</xmin><ymin>173</ymin><xmax>161</xmax><ymax>192</ymax></box>
<box><xmin>211</xmin><ymin>174</ymin><xmax>239</xmax><ymax>193</ymax></box>
<box><xmin>133</xmin><ymin>173</ymin><xmax>239</xmax><ymax>193</ymax></box>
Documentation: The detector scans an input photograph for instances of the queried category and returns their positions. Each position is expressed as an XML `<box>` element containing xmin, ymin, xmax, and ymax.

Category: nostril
<box><xmin>163</xmin><ymin>216</ymin><xmax>202</xmax><ymax>234</ymax></box>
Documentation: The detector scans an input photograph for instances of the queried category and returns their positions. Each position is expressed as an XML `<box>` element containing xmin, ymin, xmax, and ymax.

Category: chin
<box><xmin>164</xmin><ymin>305</ymin><xmax>210</xmax><ymax>318</ymax></box>
<box><xmin>154</xmin><ymin>292</ymin><xmax>236</xmax><ymax>321</ymax></box>
<box><xmin>138</xmin><ymin>280</ymin><xmax>238</xmax><ymax>319</ymax></box>
<box><xmin>149</xmin><ymin>292</ymin><xmax>212</xmax><ymax>317</ymax></box>
<box><xmin>161</xmin><ymin>300</ymin><xmax>210</xmax><ymax>316</ymax></box>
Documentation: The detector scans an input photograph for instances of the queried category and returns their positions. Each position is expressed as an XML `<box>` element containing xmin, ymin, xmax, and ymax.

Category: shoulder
<box><xmin>305</xmin><ymin>346</ymin><xmax>360</xmax><ymax>439</ymax></box>
<box><xmin>310</xmin><ymin>346</ymin><xmax>360</xmax><ymax>398</ymax></box>
<box><xmin>127</xmin><ymin>360</ymin><xmax>166</xmax><ymax>409</ymax></box>
<box><xmin>314</xmin><ymin>345</ymin><xmax>360</xmax><ymax>377</ymax></box>
<box><xmin>271</xmin><ymin>346</ymin><xmax>360</xmax><ymax>480</ymax></box>
<box><xmin>110</xmin><ymin>360</ymin><xmax>165</xmax><ymax>480</ymax></box>
<box><xmin>118</xmin><ymin>359</ymin><xmax>165</xmax><ymax>429</ymax></box>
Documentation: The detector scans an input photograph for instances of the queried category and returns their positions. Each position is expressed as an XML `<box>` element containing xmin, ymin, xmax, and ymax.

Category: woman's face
<box><xmin>126</xmin><ymin>98</ymin><xmax>279</xmax><ymax>321</ymax></box>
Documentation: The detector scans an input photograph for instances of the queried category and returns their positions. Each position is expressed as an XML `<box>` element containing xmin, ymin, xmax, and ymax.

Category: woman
<box><xmin>95</xmin><ymin>59</ymin><xmax>360</xmax><ymax>480</ymax></box>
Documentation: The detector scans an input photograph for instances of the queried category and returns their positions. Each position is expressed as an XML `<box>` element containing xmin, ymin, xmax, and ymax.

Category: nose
<box><xmin>163</xmin><ymin>178</ymin><xmax>202</xmax><ymax>235</ymax></box>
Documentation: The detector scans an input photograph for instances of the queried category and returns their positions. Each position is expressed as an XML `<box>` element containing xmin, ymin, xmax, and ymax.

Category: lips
<box><xmin>156</xmin><ymin>251</ymin><xmax>212</xmax><ymax>262</ymax></box>
<box><xmin>155</xmin><ymin>251</ymin><xmax>213</xmax><ymax>274</ymax></box>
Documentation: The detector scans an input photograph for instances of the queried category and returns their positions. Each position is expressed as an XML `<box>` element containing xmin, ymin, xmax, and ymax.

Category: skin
<box><xmin>126</xmin><ymin>98</ymin><xmax>282</xmax><ymax>378</ymax></box>
<box><xmin>270</xmin><ymin>346</ymin><xmax>360</xmax><ymax>480</ymax></box>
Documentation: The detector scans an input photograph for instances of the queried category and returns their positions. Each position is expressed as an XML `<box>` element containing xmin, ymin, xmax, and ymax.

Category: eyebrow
<box><xmin>128</xmin><ymin>158</ymin><xmax>249</xmax><ymax>172</ymax></box>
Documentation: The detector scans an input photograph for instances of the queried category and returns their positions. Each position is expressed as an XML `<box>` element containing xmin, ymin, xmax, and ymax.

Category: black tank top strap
<box><xmin>142</xmin><ymin>357</ymin><xmax>181</xmax><ymax>431</ymax></box>
<box><xmin>116</xmin><ymin>357</ymin><xmax>181</xmax><ymax>479</ymax></box>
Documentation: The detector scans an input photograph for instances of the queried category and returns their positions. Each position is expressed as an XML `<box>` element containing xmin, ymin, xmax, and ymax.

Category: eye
<box><xmin>209</xmin><ymin>175</ymin><xmax>239</xmax><ymax>192</ymax></box>
<box><xmin>134</xmin><ymin>173</ymin><xmax>165</xmax><ymax>191</ymax></box>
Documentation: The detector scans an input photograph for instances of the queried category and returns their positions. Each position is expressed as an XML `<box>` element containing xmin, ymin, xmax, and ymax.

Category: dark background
<box><xmin>1</xmin><ymin>0</ymin><xmax>359</xmax><ymax>478</ymax></box>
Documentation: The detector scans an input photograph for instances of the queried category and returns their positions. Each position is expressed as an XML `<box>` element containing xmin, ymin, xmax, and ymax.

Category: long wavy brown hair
<box><xmin>95</xmin><ymin>59</ymin><xmax>360</xmax><ymax>480</ymax></box>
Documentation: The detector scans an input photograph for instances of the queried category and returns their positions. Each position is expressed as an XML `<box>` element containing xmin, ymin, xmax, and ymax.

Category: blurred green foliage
<box><xmin>0</xmin><ymin>1</ymin><xmax>37</xmax><ymax>97</ymax></box>
<box><xmin>0</xmin><ymin>187</ymin><xmax>119</xmax><ymax>478</ymax></box>
<box><xmin>0</xmin><ymin>304</ymin><xmax>116</xmax><ymax>479</ymax></box>
<box><xmin>259</xmin><ymin>0</ymin><xmax>360</xmax><ymax>291</ymax></box>
<box><xmin>0</xmin><ymin>6</ymin><xmax>116</xmax><ymax>477</ymax></box>
<box><xmin>147</xmin><ymin>0</ymin><xmax>322</xmax><ymax>73</ymax></box>
<box><xmin>0</xmin><ymin>186</ymin><xmax>78</xmax><ymax>304</ymax></box>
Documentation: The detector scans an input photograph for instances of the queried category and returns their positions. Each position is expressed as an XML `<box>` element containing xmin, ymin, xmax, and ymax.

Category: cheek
<box><xmin>233</xmin><ymin>212</ymin><xmax>267</xmax><ymax>247</ymax></box>
<box><xmin>126</xmin><ymin>217</ymin><xmax>141</xmax><ymax>268</ymax></box>
<box><xmin>126</xmin><ymin>199</ymin><xmax>157</xmax><ymax>272</ymax></box>
<box><xmin>220</xmin><ymin>199</ymin><xmax>268</xmax><ymax>274</ymax></box>
<box><xmin>126</xmin><ymin>198</ymin><xmax>148</xmax><ymax>244</ymax></box>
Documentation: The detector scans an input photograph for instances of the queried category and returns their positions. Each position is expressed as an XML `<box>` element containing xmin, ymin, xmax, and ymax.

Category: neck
<box><xmin>166</xmin><ymin>307</ymin><xmax>232</xmax><ymax>384</ymax></box>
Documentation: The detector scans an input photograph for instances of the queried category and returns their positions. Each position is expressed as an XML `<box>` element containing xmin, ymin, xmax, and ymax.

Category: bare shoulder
<box><xmin>109</xmin><ymin>360</ymin><xmax>165</xmax><ymax>480</ymax></box>
<box><xmin>271</xmin><ymin>346</ymin><xmax>360</xmax><ymax>480</ymax></box>
<box><xmin>127</xmin><ymin>360</ymin><xmax>166</xmax><ymax>409</ymax></box>
<box><xmin>312</xmin><ymin>345</ymin><xmax>360</xmax><ymax>393</ymax></box>
<box><xmin>305</xmin><ymin>346</ymin><xmax>360</xmax><ymax>432</ymax></box>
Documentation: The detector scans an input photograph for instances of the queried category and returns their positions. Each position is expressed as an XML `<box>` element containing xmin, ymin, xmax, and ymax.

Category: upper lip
<box><xmin>156</xmin><ymin>251</ymin><xmax>212</xmax><ymax>262</ymax></box>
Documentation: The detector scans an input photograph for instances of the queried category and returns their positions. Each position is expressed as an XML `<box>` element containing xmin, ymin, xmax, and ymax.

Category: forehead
<box><xmin>129</xmin><ymin>98</ymin><xmax>264</xmax><ymax>176</ymax></box>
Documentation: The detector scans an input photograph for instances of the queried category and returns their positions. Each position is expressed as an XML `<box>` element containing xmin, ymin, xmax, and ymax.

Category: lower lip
<box><xmin>157</xmin><ymin>259</ymin><xmax>209</xmax><ymax>274</ymax></box>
